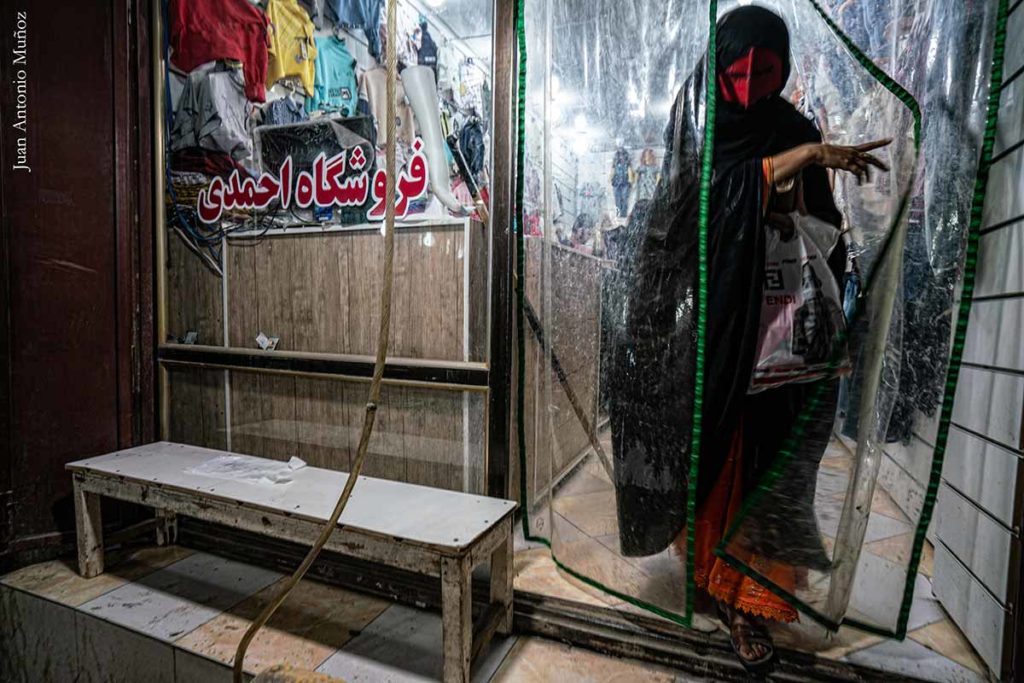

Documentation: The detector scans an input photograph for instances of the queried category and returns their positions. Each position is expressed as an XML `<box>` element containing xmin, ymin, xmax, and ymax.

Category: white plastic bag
<box><xmin>187</xmin><ymin>454</ymin><xmax>307</xmax><ymax>485</ymax></box>
<box><xmin>750</xmin><ymin>213</ymin><xmax>850</xmax><ymax>394</ymax></box>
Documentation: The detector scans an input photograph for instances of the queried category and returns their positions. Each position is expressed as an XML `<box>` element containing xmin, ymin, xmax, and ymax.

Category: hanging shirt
<box><xmin>307</xmin><ymin>36</ymin><xmax>359</xmax><ymax>117</ymax></box>
<box><xmin>170</xmin><ymin>62</ymin><xmax>253</xmax><ymax>162</ymax></box>
<box><xmin>377</xmin><ymin>9</ymin><xmax>419</xmax><ymax>69</ymax></box>
<box><xmin>169</xmin><ymin>0</ymin><xmax>270</xmax><ymax>102</ymax></box>
<box><xmin>413</xmin><ymin>22</ymin><xmax>439</xmax><ymax>79</ymax></box>
<box><xmin>359</xmin><ymin>67</ymin><xmax>417</xmax><ymax>147</ymax></box>
<box><xmin>298</xmin><ymin>0</ymin><xmax>327</xmax><ymax>30</ymax></box>
<box><xmin>261</xmin><ymin>96</ymin><xmax>308</xmax><ymax>126</ymax></box>
<box><xmin>458</xmin><ymin>119</ymin><xmax>486</xmax><ymax>178</ymax></box>
<box><xmin>265</xmin><ymin>0</ymin><xmax>317</xmax><ymax>96</ymax></box>
<box><xmin>455</xmin><ymin>59</ymin><xmax>485</xmax><ymax>115</ymax></box>
<box><xmin>328</xmin><ymin>0</ymin><xmax>383</xmax><ymax>61</ymax></box>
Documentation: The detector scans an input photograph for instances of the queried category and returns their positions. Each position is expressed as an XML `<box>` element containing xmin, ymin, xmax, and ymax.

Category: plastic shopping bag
<box><xmin>750</xmin><ymin>213</ymin><xmax>850</xmax><ymax>393</ymax></box>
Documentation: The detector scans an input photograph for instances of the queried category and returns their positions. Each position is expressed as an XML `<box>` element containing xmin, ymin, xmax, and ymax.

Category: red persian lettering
<box><xmin>195</xmin><ymin>138</ymin><xmax>429</xmax><ymax>224</ymax></box>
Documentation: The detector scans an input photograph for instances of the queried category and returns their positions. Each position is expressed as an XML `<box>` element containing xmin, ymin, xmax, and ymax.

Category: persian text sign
<box><xmin>197</xmin><ymin>139</ymin><xmax>428</xmax><ymax>223</ymax></box>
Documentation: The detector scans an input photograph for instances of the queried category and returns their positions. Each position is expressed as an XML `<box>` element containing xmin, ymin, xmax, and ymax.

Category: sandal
<box><xmin>716</xmin><ymin>602</ymin><xmax>777</xmax><ymax>674</ymax></box>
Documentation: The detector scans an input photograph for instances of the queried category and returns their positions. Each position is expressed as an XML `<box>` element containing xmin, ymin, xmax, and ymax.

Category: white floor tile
<box><xmin>846</xmin><ymin>636</ymin><xmax>985</xmax><ymax>682</ymax></box>
<box><xmin>78</xmin><ymin>552</ymin><xmax>281</xmax><ymax>641</ymax></box>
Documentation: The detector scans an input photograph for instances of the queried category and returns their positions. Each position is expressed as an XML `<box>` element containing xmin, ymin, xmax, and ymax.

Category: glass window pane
<box><xmin>163</xmin><ymin>0</ymin><xmax>495</xmax><ymax>362</ymax></box>
<box><xmin>168</xmin><ymin>367</ymin><xmax>486</xmax><ymax>494</ymax></box>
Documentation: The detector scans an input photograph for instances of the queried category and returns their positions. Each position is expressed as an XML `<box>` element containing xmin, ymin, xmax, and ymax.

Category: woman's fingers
<box><xmin>855</xmin><ymin>138</ymin><xmax>892</xmax><ymax>152</ymax></box>
<box><xmin>863</xmin><ymin>153</ymin><xmax>889</xmax><ymax>171</ymax></box>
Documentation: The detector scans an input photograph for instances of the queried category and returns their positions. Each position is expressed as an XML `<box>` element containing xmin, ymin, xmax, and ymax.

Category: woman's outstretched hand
<box><xmin>770</xmin><ymin>138</ymin><xmax>892</xmax><ymax>187</ymax></box>
<box><xmin>814</xmin><ymin>138</ymin><xmax>892</xmax><ymax>183</ymax></box>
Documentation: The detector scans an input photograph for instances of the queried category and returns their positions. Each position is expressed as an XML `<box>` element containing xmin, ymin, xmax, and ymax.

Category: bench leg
<box><xmin>73</xmin><ymin>478</ymin><xmax>104</xmax><ymax>578</ymax></box>
<box><xmin>155</xmin><ymin>510</ymin><xmax>178</xmax><ymax>547</ymax></box>
<box><xmin>489</xmin><ymin>517</ymin><xmax>514</xmax><ymax>635</ymax></box>
<box><xmin>441</xmin><ymin>555</ymin><xmax>472</xmax><ymax>683</ymax></box>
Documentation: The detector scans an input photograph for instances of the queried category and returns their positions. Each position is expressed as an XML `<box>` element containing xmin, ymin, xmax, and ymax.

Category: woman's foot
<box><xmin>716</xmin><ymin>601</ymin><xmax>776</xmax><ymax>672</ymax></box>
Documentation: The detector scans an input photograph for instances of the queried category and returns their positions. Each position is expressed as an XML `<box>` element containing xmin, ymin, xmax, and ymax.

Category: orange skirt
<box><xmin>676</xmin><ymin>421</ymin><xmax>799</xmax><ymax>623</ymax></box>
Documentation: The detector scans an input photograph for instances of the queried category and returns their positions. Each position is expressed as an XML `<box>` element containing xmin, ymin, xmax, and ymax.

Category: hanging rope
<box><xmin>231</xmin><ymin>0</ymin><xmax>400</xmax><ymax>678</ymax></box>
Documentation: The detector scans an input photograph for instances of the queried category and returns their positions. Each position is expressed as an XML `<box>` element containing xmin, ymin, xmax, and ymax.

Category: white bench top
<box><xmin>67</xmin><ymin>441</ymin><xmax>516</xmax><ymax>551</ymax></box>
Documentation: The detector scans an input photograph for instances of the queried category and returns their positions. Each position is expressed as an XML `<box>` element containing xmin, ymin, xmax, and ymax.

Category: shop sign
<box><xmin>197</xmin><ymin>139</ymin><xmax>428</xmax><ymax>224</ymax></box>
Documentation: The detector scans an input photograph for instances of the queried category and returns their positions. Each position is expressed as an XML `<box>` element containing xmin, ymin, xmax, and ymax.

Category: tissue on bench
<box><xmin>188</xmin><ymin>454</ymin><xmax>307</xmax><ymax>485</ymax></box>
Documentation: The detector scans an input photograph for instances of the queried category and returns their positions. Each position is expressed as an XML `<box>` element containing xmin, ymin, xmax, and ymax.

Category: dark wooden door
<box><xmin>0</xmin><ymin>0</ymin><xmax>153</xmax><ymax>567</ymax></box>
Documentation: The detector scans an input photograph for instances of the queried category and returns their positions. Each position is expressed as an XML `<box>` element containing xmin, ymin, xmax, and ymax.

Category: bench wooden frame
<box><xmin>70</xmin><ymin>446</ymin><xmax>516</xmax><ymax>683</ymax></box>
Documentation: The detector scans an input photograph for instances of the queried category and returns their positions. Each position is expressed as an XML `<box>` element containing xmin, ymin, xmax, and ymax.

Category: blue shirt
<box><xmin>327</xmin><ymin>0</ymin><xmax>382</xmax><ymax>60</ymax></box>
<box><xmin>306</xmin><ymin>36</ymin><xmax>359</xmax><ymax>117</ymax></box>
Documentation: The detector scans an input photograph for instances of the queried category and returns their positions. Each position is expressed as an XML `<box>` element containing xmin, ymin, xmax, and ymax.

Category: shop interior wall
<box><xmin>165</xmin><ymin>218</ymin><xmax>489</xmax><ymax>494</ymax></box>
<box><xmin>0</xmin><ymin>0</ymin><xmax>154</xmax><ymax>569</ymax></box>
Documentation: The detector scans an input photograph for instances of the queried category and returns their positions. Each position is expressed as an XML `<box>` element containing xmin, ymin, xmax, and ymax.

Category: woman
<box><xmin>608</xmin><ymin>6</ymin><xmax>888</xmax><ymax>671</ymax></box>
<box><xmin>635</xmin><ymin>148</ymin><xmax>660</xmax><ymax>202</ymax></box>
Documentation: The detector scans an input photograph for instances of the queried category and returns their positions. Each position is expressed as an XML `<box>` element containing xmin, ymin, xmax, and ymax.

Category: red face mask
<box><xmin>717</xmin><ymin>47</ymin><xmax>784</xmax><ymax>108</ymax></box>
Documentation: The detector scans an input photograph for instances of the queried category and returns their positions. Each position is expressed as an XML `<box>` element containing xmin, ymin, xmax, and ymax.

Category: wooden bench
<box><xmin>67</xmin><ymin>441</ymin><xmax>517</xmax><ymax>683</ymax></box>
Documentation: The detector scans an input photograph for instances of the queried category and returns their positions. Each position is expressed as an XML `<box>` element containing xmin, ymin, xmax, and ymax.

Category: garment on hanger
<box><xmin>307</xmin><ymin>36</ymin><xmax>359</xmax><ymax>116</ymax></box>
<box><xmin>377</xmin><ymin>9</ymin><xmax>419</xmax><ymax>69</ymax></box>
<box><xmin>168</xmin><ymin>0</ymin><xmax>270</xmax><ymax>102</ymax></box>
<box><xmin>414</xmin><ymin>21</ymin><xmax>438</xmax><ymax>79</ymax></box>
<box><xmin>454</xmin><ymin>59</ymin><xmax>485</xmax><ymax>115</ymax></box>
<box><xmin>265</xmin><ymin>0</ymin><xmax>317</xmax><ymax>96</ymax></box>
<box><xmin>171</xmin><ymin>61</ymin><xmax>253</xmax><ymax>162</ymax></box>
<box><xmin>262</xmin><ymin>96</ymin><xmax>308</xmax><ymax>126</ymax></box>
<box><xmin>170</xmin><ymin>147</ymin><xmax>249</xmax><ymax>178</ymax></box>
<box><xmin>298</xmin><ymin>0</ymin><xmax>326</xmax><ymax>30</ymax></box>
<box><xmin>458</xmin><ymin>118</ymin><xmax>486</xmax><ymax>178</ymax></box>
<box><xmin>328</xmin><ymin>0</ymin><xmax>383</xmax><ymax>61</ymax></box>
<box><xmin>358</xmin><ymin>67</ymin><xmax>417</xmax><ymax>147</ymax></box>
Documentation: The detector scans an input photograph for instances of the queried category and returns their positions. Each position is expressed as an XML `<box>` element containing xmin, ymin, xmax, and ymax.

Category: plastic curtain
<box><xmin>516</xmin><ymin>0</ymin><xmax>1006</xmax><ymax>636</ymax></box>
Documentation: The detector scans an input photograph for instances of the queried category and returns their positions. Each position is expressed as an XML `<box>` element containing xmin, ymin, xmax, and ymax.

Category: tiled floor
<box><xmin>0</xmin><ymin>441</ymin><xmax>986</xmax><ymax>683</ymax></box>
<box><xmin>0</xmin><ymin>546</ymin><xmax>706</xmax><ymax>682</ymax></box>
<box><xmin>514</xmin><ymin>436</ymin><xmax>987</xmax><ymax>683</ymax></box>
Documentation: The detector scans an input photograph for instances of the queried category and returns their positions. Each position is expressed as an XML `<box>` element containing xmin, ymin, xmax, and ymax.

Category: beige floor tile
<box><xmin>580</xmin><ymin>455</ymin><xmax>613</xmax><ymax>485</ymax></box>
<box><xmin>0</xmin><ymin>544</ymin><xmax>193</xmax><ymax>607</ymax></box>
<box><xmin>862</xmin><ymin>534</ymin><xmax>936</xmax><ymax>578</ymax></box>
<box><xmin>864</xmin><ymin>533</ymin><xmax>913</xmax><ymax>565</ymax></box>
<box><xmin>514</xmin><ymin>548</ymin><xmax>615</xmax><ymax>608</ymax></box>
<box><xmin>909</xmin><ymin>618</ymin><xmax>987</xmax><ymax>675</ymax></box>
<box><xmin>820</xmin><ymin>455</ymin><xmax>853</xmax><ymax>474</ymax></box>
<box><xmin>553</xmin><ymin>490</ymin><xmax>619</xmax><ymax>537</ymax></box>
<box><xmin>176</xmin><ymin>578</ymin><xmax>390</xmax><ymax>675</ymax></box>
<box><xmin>871</xmin><ymin>488</ymin><xmax>909</xmax><ymax>522</ymax></box>
<box><xmin>491</xmin><ymin>637</ymin><xmax>686</xmax><ymax>682</ymax></box>
<box><xmin>919</xmin><ymin>541</ymin><xmax>935</xmax><ymax>578</ymax></box>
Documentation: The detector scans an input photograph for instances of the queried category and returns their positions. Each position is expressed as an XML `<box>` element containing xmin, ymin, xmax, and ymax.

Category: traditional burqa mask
<box><xmin>715</xmin><ymin>7</ymin><xmax>790</xmax><ymax>109</ymax></box>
